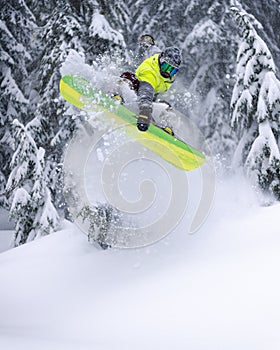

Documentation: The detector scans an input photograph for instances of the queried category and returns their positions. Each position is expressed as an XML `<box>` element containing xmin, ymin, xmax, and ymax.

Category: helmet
<box><xmin>159</xmin><ymin>47</ymin><xmax>182</xmax><ymax>78</ymax></box>
<box><xmin>161</xmin><ymin>47</ymin><xmax>182</xmax><ymax>67</ymax></box>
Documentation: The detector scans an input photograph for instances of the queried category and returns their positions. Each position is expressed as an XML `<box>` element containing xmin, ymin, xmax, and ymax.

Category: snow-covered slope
<box><xmin>0</xmin><ymin>176</ymin><xmax>279</xmax><ymax>350</ymax></box>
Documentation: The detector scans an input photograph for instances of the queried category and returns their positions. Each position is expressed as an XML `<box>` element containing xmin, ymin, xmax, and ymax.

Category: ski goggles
<box><xmin>160</xmin><ymin>60</ymin><xmax>179</xmax><ymax>77</ymax></box>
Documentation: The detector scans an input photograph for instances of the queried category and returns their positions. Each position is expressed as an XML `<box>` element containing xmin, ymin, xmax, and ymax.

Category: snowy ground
<box><xmin>0</xmin><ymin>209</ymin><xmax>14</xmax><ymax>253</ymax></box>
<box><xmin>0</xmin><ymin>231</ymin><xmax>13</xmax><ymax>253</ymax></box>
<box><xmin>0</xmin><ymin>174</ymin><xmax>280</xmax><ymax>350</ymax></box>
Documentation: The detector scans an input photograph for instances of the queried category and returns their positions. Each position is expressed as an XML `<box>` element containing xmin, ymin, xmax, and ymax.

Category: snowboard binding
<box><xmin>112</xmin><ymin>94</ymin><xmax>124</xmax><ymax>104</ymax></box>
<box><xmin>162</xmin><ymin>126</ymin><xmax>174</xmax><ymax>136</ymax></box>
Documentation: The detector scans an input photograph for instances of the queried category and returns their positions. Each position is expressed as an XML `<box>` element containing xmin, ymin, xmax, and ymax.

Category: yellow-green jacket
<box><xmin>135</xmin><ymin>53</ymin><xmax>174</xmax><ymax>94</ymax></box>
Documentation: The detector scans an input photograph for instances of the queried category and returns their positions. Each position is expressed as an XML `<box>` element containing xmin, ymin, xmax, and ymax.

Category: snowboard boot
<box><xmin>137</xmin><ymin>114</ymin><xmax>151</xmax><ymax>132</ymax></box>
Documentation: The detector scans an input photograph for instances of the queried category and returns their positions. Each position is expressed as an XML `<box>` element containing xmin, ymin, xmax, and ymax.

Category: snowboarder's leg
<box><xmin>137</xmin><ymin>103</ymin><xmax>152</xmax><ymax>132</ymax></box>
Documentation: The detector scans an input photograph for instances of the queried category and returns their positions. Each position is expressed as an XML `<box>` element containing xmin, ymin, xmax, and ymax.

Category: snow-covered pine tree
<box><xmin>2</xmin><ymin>0</ymin><xmax>130</xmax><ymax>241</ymax></box>
<box><xmin>128</xmin><ymin>0</ymin><xmax>183</xmax><ymax>50</ymax></box>
<box><xmin>181</xmin><ymin>0</ymin><xmax>240</xmax><ymax>159</ymax></box>
<box><xmin>0</xmin><ymin>69</ymin><xmax>29</xmax><ymax>207</ymax></box>
<box><xmin>80</xmin><ymin>0</ymin><xmax>127</xmax><ymax>67</ymax></box>
<box><xmin>231</xmin><ymin>7</ymin><xmax>280</xmax><ymax>200</ymax></box>
<box><xmin>88</xmin><ymin>10</ymin><xmax>126</xmax><ymax>53</ymax></box>
<box><xmin>31</xmin><ymin>1</ymin><xmax>84</xmax><ymax>137</ymax></box>
<box><xmin>0</xmin><ymin>0</ymin><xmax>35</xmax><ymax>208</ymax></box>
<box><xmin>98</xmin><ymin>0</ymin><xmax>131</xmax><ymax>41</ymax></box>
<box><xmin>241</xmin><ymin>0</ymin><xmax>280</xmax><ymax>69</ymax></box>
<box><xmin>0</xmin><ymin>171</ymin><xmax>8</xmax><ymax>208</ymax></box>
<box><xmin>6</xmin><ymin>120</ymin><xmax>58</xmax><ymax>246</ymax></box>
<box><xmin>25</xmin><ymin>0</ymin><xmax>57</xmax><ymax>25</ymax></box>
<box><xmin>26</xmin><ymin>1</ymin><xmax>85</xmax><ymax>214</ymax></box>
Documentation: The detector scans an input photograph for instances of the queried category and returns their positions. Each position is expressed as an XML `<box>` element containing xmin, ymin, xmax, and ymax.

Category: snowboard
<box><xmin>59</xmin><ymin>74</ymin><xmax>206</xmax><ymax>171</ymax></box>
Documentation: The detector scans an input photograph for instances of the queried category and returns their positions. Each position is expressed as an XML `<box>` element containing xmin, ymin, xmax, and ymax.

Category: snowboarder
<box><xmin>136</xmin><ymin>46</ymin><xmax>182</xmax><ymax>132</ymax></box>
<box><xmin>120</xmin><ymin>46</ymin><xmax>182</xmax><ymax>133</ymax></box>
